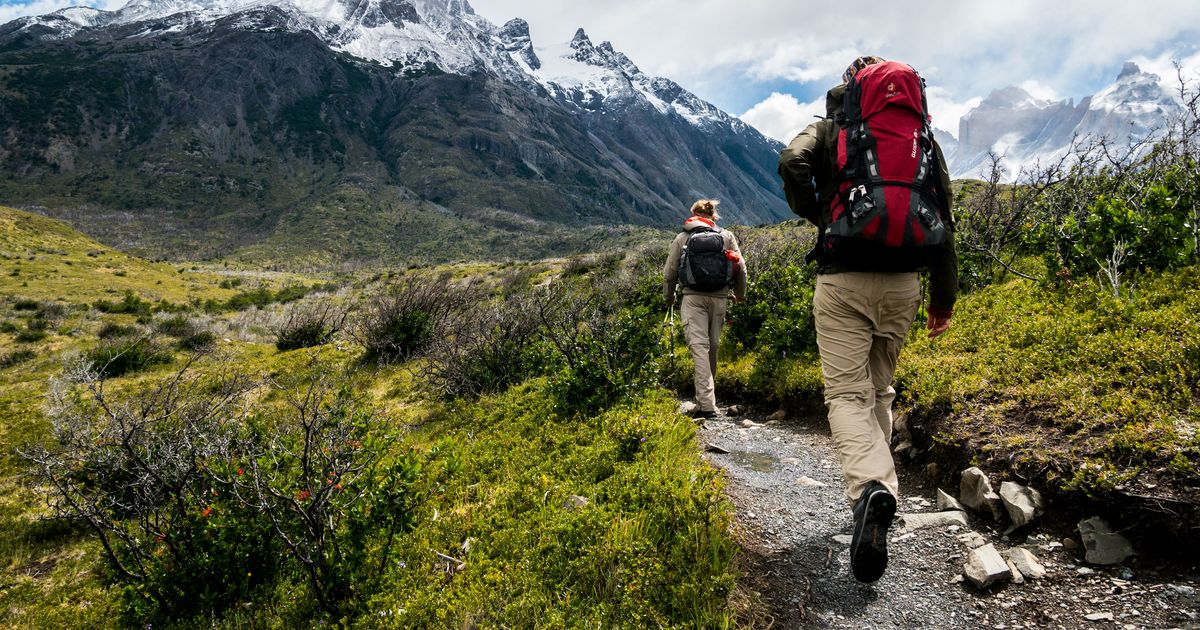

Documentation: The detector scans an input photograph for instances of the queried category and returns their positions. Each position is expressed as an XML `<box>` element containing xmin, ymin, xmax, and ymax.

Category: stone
<box><xmin>767</xmin><ymin>410</ymin><xmax>786</xmax><ymax>422</ymax></box>
<box><xmin>678</xmin><ymin>401</ymin><xmax>698</xmax><ymax>416</ymax></box>
<box><xmin>900</xmin><ymin>511</ymin><xmax>969</xmax><ymax>531</ymax></box>
<box><xmin>725</xmin><ymin>405</ymin><xmax>744</xmax><ymax>416</ymax></box>
<box><xmin>1084</xmin><ymin>612</ymin><xmax>1114</xmax><ymax>622</ymax></box>
<box><xmin>937</xmin><ymin>488</ymin><xmax>966</xmax><ymax>511</ymax></box>
<box><xmin>1006</xmin><ymin>548</ymin><xmax>1047</xmax><ymax>579</ymax></box>
<box><xmin>832</xmin><ymin>534</ymin><xmax>853</xmax><ymax>545</ymax></box>
<box><xmin>794</xmin><ymin>476</ymin><xmax>826</xmax><ymax>488</ymax></box>
<box><xmin>1062</xmin><ymin>537</ymin><xmax>1079</xmax><ymax>551</ymax></box>
<box><xmin>564</xmin><ymin>495</ymin><xmax>589</xmax><ymax>510</ymax></box>
<box><xmin>960</xmin><ymin>467</ymin><xmax>1005</xmax><ymax>520</ymax></box>
<box><xmin>705</xmin><ymin>443</ymin><xmax>729</xmax><ymax>454</ymax></box>
<box><xmin>999</xmin><ymin>481</ymin><xmax>1045</xmax><ymax>528</ymax></box>
<box><xmin>1077</xmin><ymin>567</ymin><xmax>1096</xmax><ymax>576</ymax></box>
<box><xmin>1078</xmin><ymin>517</ymin><xmax>1135</xmax><ymax>565</ymax></box>
<box><xmin>963</xmin><ymin>543</ymin><xmax>1011</xmax><ymax>589</ymax></box>
<box><xmin>957</xmin><ymin>531</ymin><xmax>988</xmax><ymax>549</ymax></box>
<box><xmin>1006</xmin><ymin>558</ymin><xmax>1025</xmax><ymax>584</ymax></box>
<box><xmin>740</xmin><ymin>419</ymin><xmax>758</xmax><ymax>428</ymax></box>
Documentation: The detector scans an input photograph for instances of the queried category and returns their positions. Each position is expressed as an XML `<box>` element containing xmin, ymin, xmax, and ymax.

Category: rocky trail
<box><xmin>694</xmin><ymin>407</ymin><xmax>1200</xmax><ymax>629</ymax></box>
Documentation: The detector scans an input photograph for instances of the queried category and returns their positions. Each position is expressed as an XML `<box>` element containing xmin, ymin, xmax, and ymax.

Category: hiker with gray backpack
<box><xmin>779</xmin><ymin>56</ymin><xmax>958</xmax><ymax>583</ymax></box>
<box><xmin>663</xmin><ymin>199</ymin><xmax>747</xmax><ymax>419</ymax></box>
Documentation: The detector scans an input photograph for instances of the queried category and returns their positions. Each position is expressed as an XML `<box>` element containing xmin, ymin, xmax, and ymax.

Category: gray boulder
<box><xmin>960</xmin><ymin>467</ymin><xmax>1004</xmax><ymax>519</ymax></box>
<box><xmin>937</xmin><ymin>488</ymin><xmax>966</xmax><ymax>511</ymax></box>
<box><xmin>963</xmin><ymin>543</ymin><xmax>1011</xmax><ymax>589</ymax></box>
<box><xmin>999</xmin><ymin>481</ymin><xmax>1045</xmax><ymax>528</ymax></box>
<box><xmin>1078</xmin><ymin>517</ymin><xmax>1135</xmax><ymax>565</ymax></box>
<box><xmin>1006</xmin><ymin>547</ymin><xmax>1047</xmax><ymax>579</ymax></box>
<box><xmin>899</xmin><ymin>511</ymin><xmax>969</xmax><ymax>531</ymax></box>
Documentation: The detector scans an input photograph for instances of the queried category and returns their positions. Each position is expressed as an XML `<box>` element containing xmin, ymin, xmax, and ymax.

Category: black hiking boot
<box><xmin>849</xmin><ymin>481</ymin><xmax>896</xmax><ymax>583</ymax></box>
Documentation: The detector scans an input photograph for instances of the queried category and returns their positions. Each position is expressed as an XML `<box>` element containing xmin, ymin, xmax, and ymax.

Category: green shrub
<box><xmin>97</xmin><ymin>322</ymin><xmax>137</xmax><ymax>339</ymax></box>
<box><xmin>274</xmin><ymin>302</ymin><xmax>345</xmax><ymax>351</ymax></box>
<box><xmin>422</xmin><ymin>294</ymin><xmax>549</xmax><ymax>398</ymax></box>
<box><xmin>177</xmin><ymin>330</ymin><xmax>217</xmax><ymax>352</ymax></box>
<box><xmin>153</xmin><ymin>313</ymin><xmax>196</xmax><ymax>337</ymax></box>
<box><xmin>12</xmin><ymin>298</ymin><xmax>39</xmax><ymax>311</ymax></box>
<box><xmin>351</xmin><ymin>276</ymin><xmax>470</xmax><ymax>364</ymax></box>
<box><xmin>0</xmin><ymin>348</ymin><xmax>36</xmax><ymax>368</ymax></box>
<box><xmin>94</xmin><ymin>291</ymin><xmax>153</xmax><ymax>316</ymax></box>
<box><xmin>86</xmin><ymin>337</ymin><xmax>173</xmax><ymax>378</ymax></box>
<box><xmin>0</xmin><ymin>320</ymin><xmax>18</xmax><ymax>334</ymax></box>
<box><xmin>723</xmin><ymin>227</ymin><xmax>817</xmax><ymax>357</ymax></box>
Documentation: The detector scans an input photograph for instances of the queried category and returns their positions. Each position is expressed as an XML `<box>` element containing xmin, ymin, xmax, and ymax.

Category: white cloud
<box><xmin>738</xmin><ymin>92</ymin><xmax>826</xmax><ymax>143</ymax></box>
<box><xmin>1018</xmin><ymin>80</ymin><xmax>1060</xmax><ymax>102</ymax></box>
<box><xmin>471</xmin><ymin>0</ymin><xmax>1200</xmax><ymax>113</ymax></box>
<box><xmin>1129</xmin><ymin>48</ymin><xmax>1200</xmax><ymax>96</ymax></box>
<box><xmin>925</xmin><ymin>86</ymin><xmax>981</xmax><ymax>138</ymax></box>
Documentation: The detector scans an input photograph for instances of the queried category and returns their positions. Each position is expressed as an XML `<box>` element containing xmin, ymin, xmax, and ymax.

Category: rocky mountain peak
<box><xmin>498</xmin><ymin>17</ymin><xmax>539</xmax><ymax>70</ymax></box>
<box><xmin>1117</xmin><ymin>61</ymin><xmax>1142</xmax><ymax>80</ymax></box>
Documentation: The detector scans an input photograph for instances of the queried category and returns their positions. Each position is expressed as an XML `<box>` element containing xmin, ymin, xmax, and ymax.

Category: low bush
<box><xmin>0</xmin><ymin>348</ymin><xmax>36</xmax><ymax>368</ymax></box>
<box><xmin>22</xmin><ymin>360</ymin><xmax>423</xmax><ymax>623</ymax></box>
<box><xmin>97</xmin><ymin>322</ymin><xmax>136</xmax><ymax>339</ymax></box>
<box><xmin>274</xmin><ymin>301</ymin><xmax>346</xmax><ymax>351</ymax></box>
<box><xmin>351</xmin><ymin>275</ymin><xmax>472</xmax><ymax>364</ymax></box>
<box><xmin>93</xmin><ymin>291</ymin><xmax>153</xmax><ymax>316</ymax></box>
<box><xmin>11</xmin><ymin>298</ymin><xmax>39</xmax><ymax>311</ymax></box>
<box><xmin>422</xmin><ymin>293</ymin><xmax>548</xmax><ymax>398</ymax></box>
<box><xmin>85</xmin><ymin>336</ymin><xmax>173</xmax><ymax>378</ymax></box>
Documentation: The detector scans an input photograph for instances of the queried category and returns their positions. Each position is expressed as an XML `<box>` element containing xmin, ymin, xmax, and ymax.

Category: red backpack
<box><xmin>820</xmin><ymin>61</ymin><xmax>948</xmax><ymax>268</ymax></box>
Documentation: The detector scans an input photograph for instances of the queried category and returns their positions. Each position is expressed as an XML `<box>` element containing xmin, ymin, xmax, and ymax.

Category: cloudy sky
<box><xmin>3</xmin><ymin>0</ymin><xmax>1199</xmax><ymax>141</ymax></box>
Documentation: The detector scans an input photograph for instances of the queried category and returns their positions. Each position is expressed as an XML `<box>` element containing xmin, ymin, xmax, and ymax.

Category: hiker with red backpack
<box><xmin>663</xmin><ymin>199</ymin><xmax>747</xmax><ymax>419</ymax></box>
<box><xmin>779</xmin><ymin>56</ymin><xmax>958</xmax><ymax>583</ymax></box>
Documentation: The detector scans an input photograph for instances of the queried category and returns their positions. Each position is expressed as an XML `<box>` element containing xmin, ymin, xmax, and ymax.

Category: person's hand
<box><xmin>927</xmin><ymin>314</ymin><xmax>951</xmax><ymax>339</ymax></box>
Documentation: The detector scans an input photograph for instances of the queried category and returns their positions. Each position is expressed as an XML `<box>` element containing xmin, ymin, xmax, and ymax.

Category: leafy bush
<box><xmin>97</xmin><ymin>321</ymin><xmax>136</xmax><ymax>339</ymax></box>
<box><xmin>153</xmin><ymin>313</ymin><xmax>196</xmax><ymax>337</ymax></box>
<box><xmin>351</xmin><ymin>275</ymin><xmax>471</xmax><ymax>364</ymax></box>
<box><xmin>15</xmin><ymin>318</ymin><xmax>49</xmax><ymax>342</ymax></box>
<box><xmin>274</xmin><ymin>301</ymin><xmax>346</xmax><ymax>351</ymax></box>
<box><xmin>422</xmin><ymin>293</ymin><xmax>548</xmax><ymax>398</ymax></box>
<box><xmin>724</xmin><ymin>227</ymin><xmax>818</xmax><ymax>357</ymax></box>
<box><xmin>177</xmin><ymin>329</ymin><xmax>217</xmax><ymax>352</ymax></box>
<box><xmin>0</xmin><ymin>348</ymin><xmax>36</xmax><ymax>368</ymax></box>
<box><xmin>85</xmin><ymin>336</ymin><xmax>173</xmax><ymax>378</ymax></box>
<box><xmin>23</xmin><ymin>363</ymin><xmax>276</xmax><ymax>623</ymax></box>
<box><xmin>11</xmin><ymin>298</ymin><xmax>39</xmax><ymax>311</ymax></box>
<box><xmin>22</xmin><ymin>360</ymin><xmax>423</xmax><ymax>623</ymax></box>
<box><xmin>536</xmin><ymin>278</ymin><xmax>662</xmax><ymax>416</ymax></box>
<box><xmin>93</xmin><ymin>291</ymin><xmax>153</xmax><ymax>316</ymax></box>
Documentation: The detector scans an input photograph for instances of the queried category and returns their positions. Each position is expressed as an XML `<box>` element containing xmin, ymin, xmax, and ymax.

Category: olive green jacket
<box><xmin>778</xmin><ymin>84</ymin><xmax>959</xmax><ymax>317</ymax></box>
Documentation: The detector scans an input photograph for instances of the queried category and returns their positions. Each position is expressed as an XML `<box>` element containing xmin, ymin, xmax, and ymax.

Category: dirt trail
<box><xmin>697</xmin><ymin>410</ymin><xmax>1200</xmax><ymax>630</ymax></box>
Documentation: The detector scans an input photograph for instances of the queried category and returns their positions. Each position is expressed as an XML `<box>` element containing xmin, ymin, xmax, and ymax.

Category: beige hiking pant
<box><xmin>681</xmin><ymin>293</ymin><xmax>728</xmax><ymax>412</ymax></box>
<box><xmin>813</xmin><ymin>272</ymin><xmax>921</xmax><ymax>504</ymax></box>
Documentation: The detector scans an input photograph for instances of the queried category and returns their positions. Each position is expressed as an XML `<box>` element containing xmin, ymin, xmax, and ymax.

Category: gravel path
<box><xmin>697</xmin><ymin>409</ymin><xmax>1200</xmax><ymax>630</ymax></box>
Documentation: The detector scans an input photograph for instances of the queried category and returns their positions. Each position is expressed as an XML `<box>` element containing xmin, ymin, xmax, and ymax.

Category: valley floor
<box><xmin>701</xmin><ymin>408</ymin><xmax>1200</xmax><ymax>629</ymax></box>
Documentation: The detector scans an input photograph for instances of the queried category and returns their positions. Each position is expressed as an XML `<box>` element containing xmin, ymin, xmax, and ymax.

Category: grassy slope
<box><xmin>0</xmin><ymin>211</ymin><xmax>737</xmax><ymax>627</ymax></box>
<box><xmin>0</xmin><ymin>205</ymin><xmax>232</xmax><ymax>304</ymax></box>
<box><xmin>898</xmin><ymin>271</ymin><xmax>1200</xmax><ymax>496</ymax></box>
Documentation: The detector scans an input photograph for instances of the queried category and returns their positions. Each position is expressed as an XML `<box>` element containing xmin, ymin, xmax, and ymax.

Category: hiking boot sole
<box><xmin>850</xmin><ymin>486</ymin><xmax>896</xmax><ymax>583</ymax></box>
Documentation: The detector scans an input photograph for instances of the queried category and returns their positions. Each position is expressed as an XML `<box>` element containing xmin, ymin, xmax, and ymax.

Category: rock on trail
<box><xmin>696</xmin><ymin>410</ymin><xmax>1200</xmax><ymax>629</ymax></box>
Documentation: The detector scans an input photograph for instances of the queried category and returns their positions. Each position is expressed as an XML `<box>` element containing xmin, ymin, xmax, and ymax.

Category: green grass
<box><xmin>895</xmin><ymin>269</ymin><xmax>1200</xmax><ymax>492</ymax></box>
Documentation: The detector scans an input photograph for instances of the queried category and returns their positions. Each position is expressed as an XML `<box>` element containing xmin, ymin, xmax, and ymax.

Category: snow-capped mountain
<box><xmin>0</xmin><ymin>0</ymin><xmax>789</xmax><ymax>261</ymax></box>
<box><xmin>947</xmin><ymin>63</ymin><xmax>1183</xmax><ymax>179</ymax></box>
<box><xmin>6</xmin><ymin>0</ymin><xmax>748</xmax><ymax>137</ymax></box>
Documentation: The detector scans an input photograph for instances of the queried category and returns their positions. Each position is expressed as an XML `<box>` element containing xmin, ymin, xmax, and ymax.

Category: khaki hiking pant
<box><xmin>681</xmin><ymin>293</ymin><xmax>728</xmax><ymax>412</ymax></box>
<box><xmin>813</xmin><ymin>272</ymin><xmax>921</xmax><ymax>504</ymax></box>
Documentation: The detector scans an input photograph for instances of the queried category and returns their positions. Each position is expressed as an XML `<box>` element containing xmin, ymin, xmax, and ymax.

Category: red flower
<box><xmin>296</xmin><ymin>490</ymin><xmax>311</xmax><ymax>502</ymax></box>
<box><xmin>200</xmin><ymin>506</ymin><xmax>214</xmax><ymax>518</ymax></box>
<box><xmin>236</xmin><ymin>468</ymin><xmax>245</xmax><ymax>476</ymax></box>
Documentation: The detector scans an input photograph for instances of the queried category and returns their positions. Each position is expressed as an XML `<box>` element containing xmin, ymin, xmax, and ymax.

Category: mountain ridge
<box><xmin>0</xmin><ymin>0</ymin><xmax>789</xmax><ymax>264</ymax></box>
